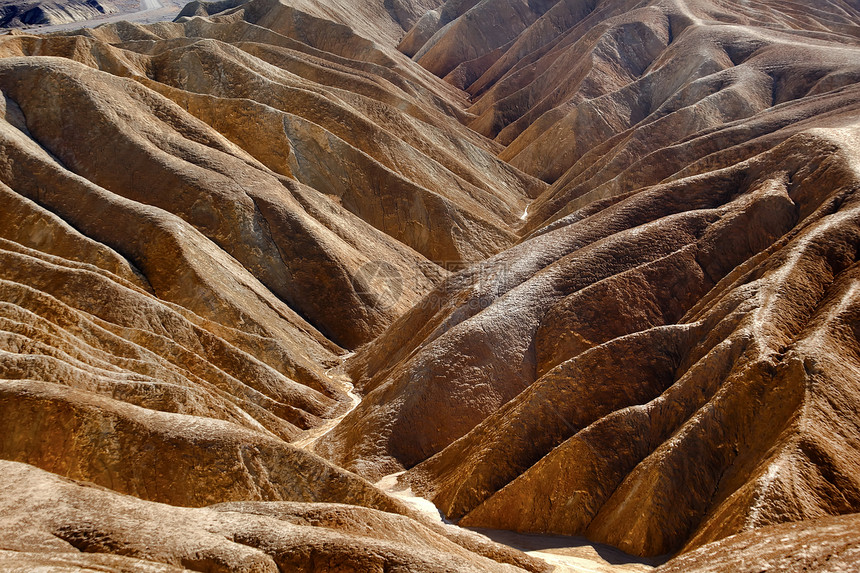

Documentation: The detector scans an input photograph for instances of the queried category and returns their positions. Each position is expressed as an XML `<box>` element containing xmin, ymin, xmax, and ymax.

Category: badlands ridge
<box><xmin>1</xmin><ymin>0</ymin><xmax>860</xmax><ymax>571</ymax></box>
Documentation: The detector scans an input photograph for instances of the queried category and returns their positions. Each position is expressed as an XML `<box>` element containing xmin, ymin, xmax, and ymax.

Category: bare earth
<box><xmin>0</xmin><ymin>0</ymin><xmax>860</xmax><ymax>572</ymax></box>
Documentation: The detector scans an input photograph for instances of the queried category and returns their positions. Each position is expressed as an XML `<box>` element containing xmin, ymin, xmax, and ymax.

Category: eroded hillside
<box><xmin>1</xmin><ymin>0</ymin><xmax>860</xmax><ymax>571</ymax></box>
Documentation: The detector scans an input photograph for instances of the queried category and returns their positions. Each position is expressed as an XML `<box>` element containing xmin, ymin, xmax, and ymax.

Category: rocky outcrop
<box><xmin>512</xmin><ymin>22</ymin><xmax>860</xmax><ymax>233</ymax></box>
<box><xmin>0</xmin><ymin>378</ymin><xmax>404</xmax><ymax>509</ymax></box>
<box><xmin>401</xmin><ymin>0</ymin><xmax>860</xmax><ymax>205</ymax></box>
<box><xmin>0</xmin><ymin>0</ymin><xmax>547</xmax><ymax>356</ymax></box>
<box><xmin>321</xmin><ymin>125</ymin><xmax>860</xmax><ymax>472</ymax></box>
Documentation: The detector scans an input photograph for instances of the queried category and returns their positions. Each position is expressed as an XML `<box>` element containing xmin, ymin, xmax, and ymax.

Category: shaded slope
<box><xmin>0</xmin><ymin>461</ymin><xmax>545</xmax><ymax>573</ymax></box>
<box><xmin>322</xmin><ymin>94</ymin><xmax>860</xmax><ymax>558</ymax></box>
<box><xmin>179</xmin><ymin>0</ymin><xmax>446</xmax><ymax>46</ymax></box>
<box><xmin>3</xmin><ymin>0</ymin><xmax>860</xmax><ymax>569</ymax></box>
<box><xmin>402</xmin><ymin>0</ymin><xmax>860</xmax><ymax>234</ymax></box>
<box><xmin>0</xmin><ymin>3</ymin><xmax>547</xmax><ymax>570</ymax></box>
<box><xmin>0</xmin><ymin>0</ymin><xmax>118</xmax><ymax>28</ymax></box>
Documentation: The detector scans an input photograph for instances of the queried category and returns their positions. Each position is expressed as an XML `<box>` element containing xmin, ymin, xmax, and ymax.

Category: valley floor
<box><xmin>375</xmin><ymin>470</ymin><xmax>662</xmax><ymax>573</ymax></box>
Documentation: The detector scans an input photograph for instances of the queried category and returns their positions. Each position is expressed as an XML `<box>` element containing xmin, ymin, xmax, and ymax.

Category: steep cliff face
<box><xmin>1</xmin><ymin>0</ymin><xmax>860</xmax><ymax>570</ymax></box>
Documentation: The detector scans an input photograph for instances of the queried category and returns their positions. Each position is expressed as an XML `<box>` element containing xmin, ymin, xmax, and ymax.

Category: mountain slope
<box><xmin>2</xmin><ymin>0</ymin><xmax>860</xmax><ymax>570</ymax></box>
<box><xmin>0</xmin><ymin>2</ymin><xmax>550</xmax><ymax>571</ymax></box>
<box><xmin>313</xmin><ymin>0</ymin><xmax>860</xmax><ymax>558</ymax></box>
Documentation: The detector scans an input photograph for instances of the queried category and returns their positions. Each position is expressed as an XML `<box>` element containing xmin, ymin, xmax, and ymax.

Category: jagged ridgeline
<box><xmin>1</xmin><ymin>0</ymin><xmax>860</xmax><ymax>571</ymax></box>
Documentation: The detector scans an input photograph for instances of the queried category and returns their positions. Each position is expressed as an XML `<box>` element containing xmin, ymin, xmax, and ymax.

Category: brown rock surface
<box><xmin>0</xmin><ymin>0</ymin><xmax>548</xmax><ymax>569</ymax></box>
<box><xmin>656</xmin><ymin>512</ymin><xmax>860</xmax><ymax>572</ymax></box>
<box><xmin>409</xmin><ymin>0</ymin><xmax>560</xmax><ymax>79</ymax></box>
<box><xmin>275</xmin><ymin>7</ymin><xmax>860</xmax><ymax>562</ymax></box>
<box><xmin>320</xmin><ymin>0</ymin><xmax>860</xmax><ymax>556</ymax></box>
<box><xmin>3</xmin><ymin>0</ymin><xmax>860</xmax><ymax>569</ymax></box>
<box><xmin>0</xmin><ymin>378</ymin><xmax>406</xmax><ymax>509</ymax></box>
<box><xmin>178</xmin><ymin>0</ymin><xmax>445</xmax><ymax>47</ymax></box>
<box><xmin>343</xmin><ymin>126</ymin><xmax>860</xmax><ymax>557</ymax></box>
<box><xmin>0</xmin><ymin>460</ymin><xmax>543</xmax><ymax>572</ymax></box>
